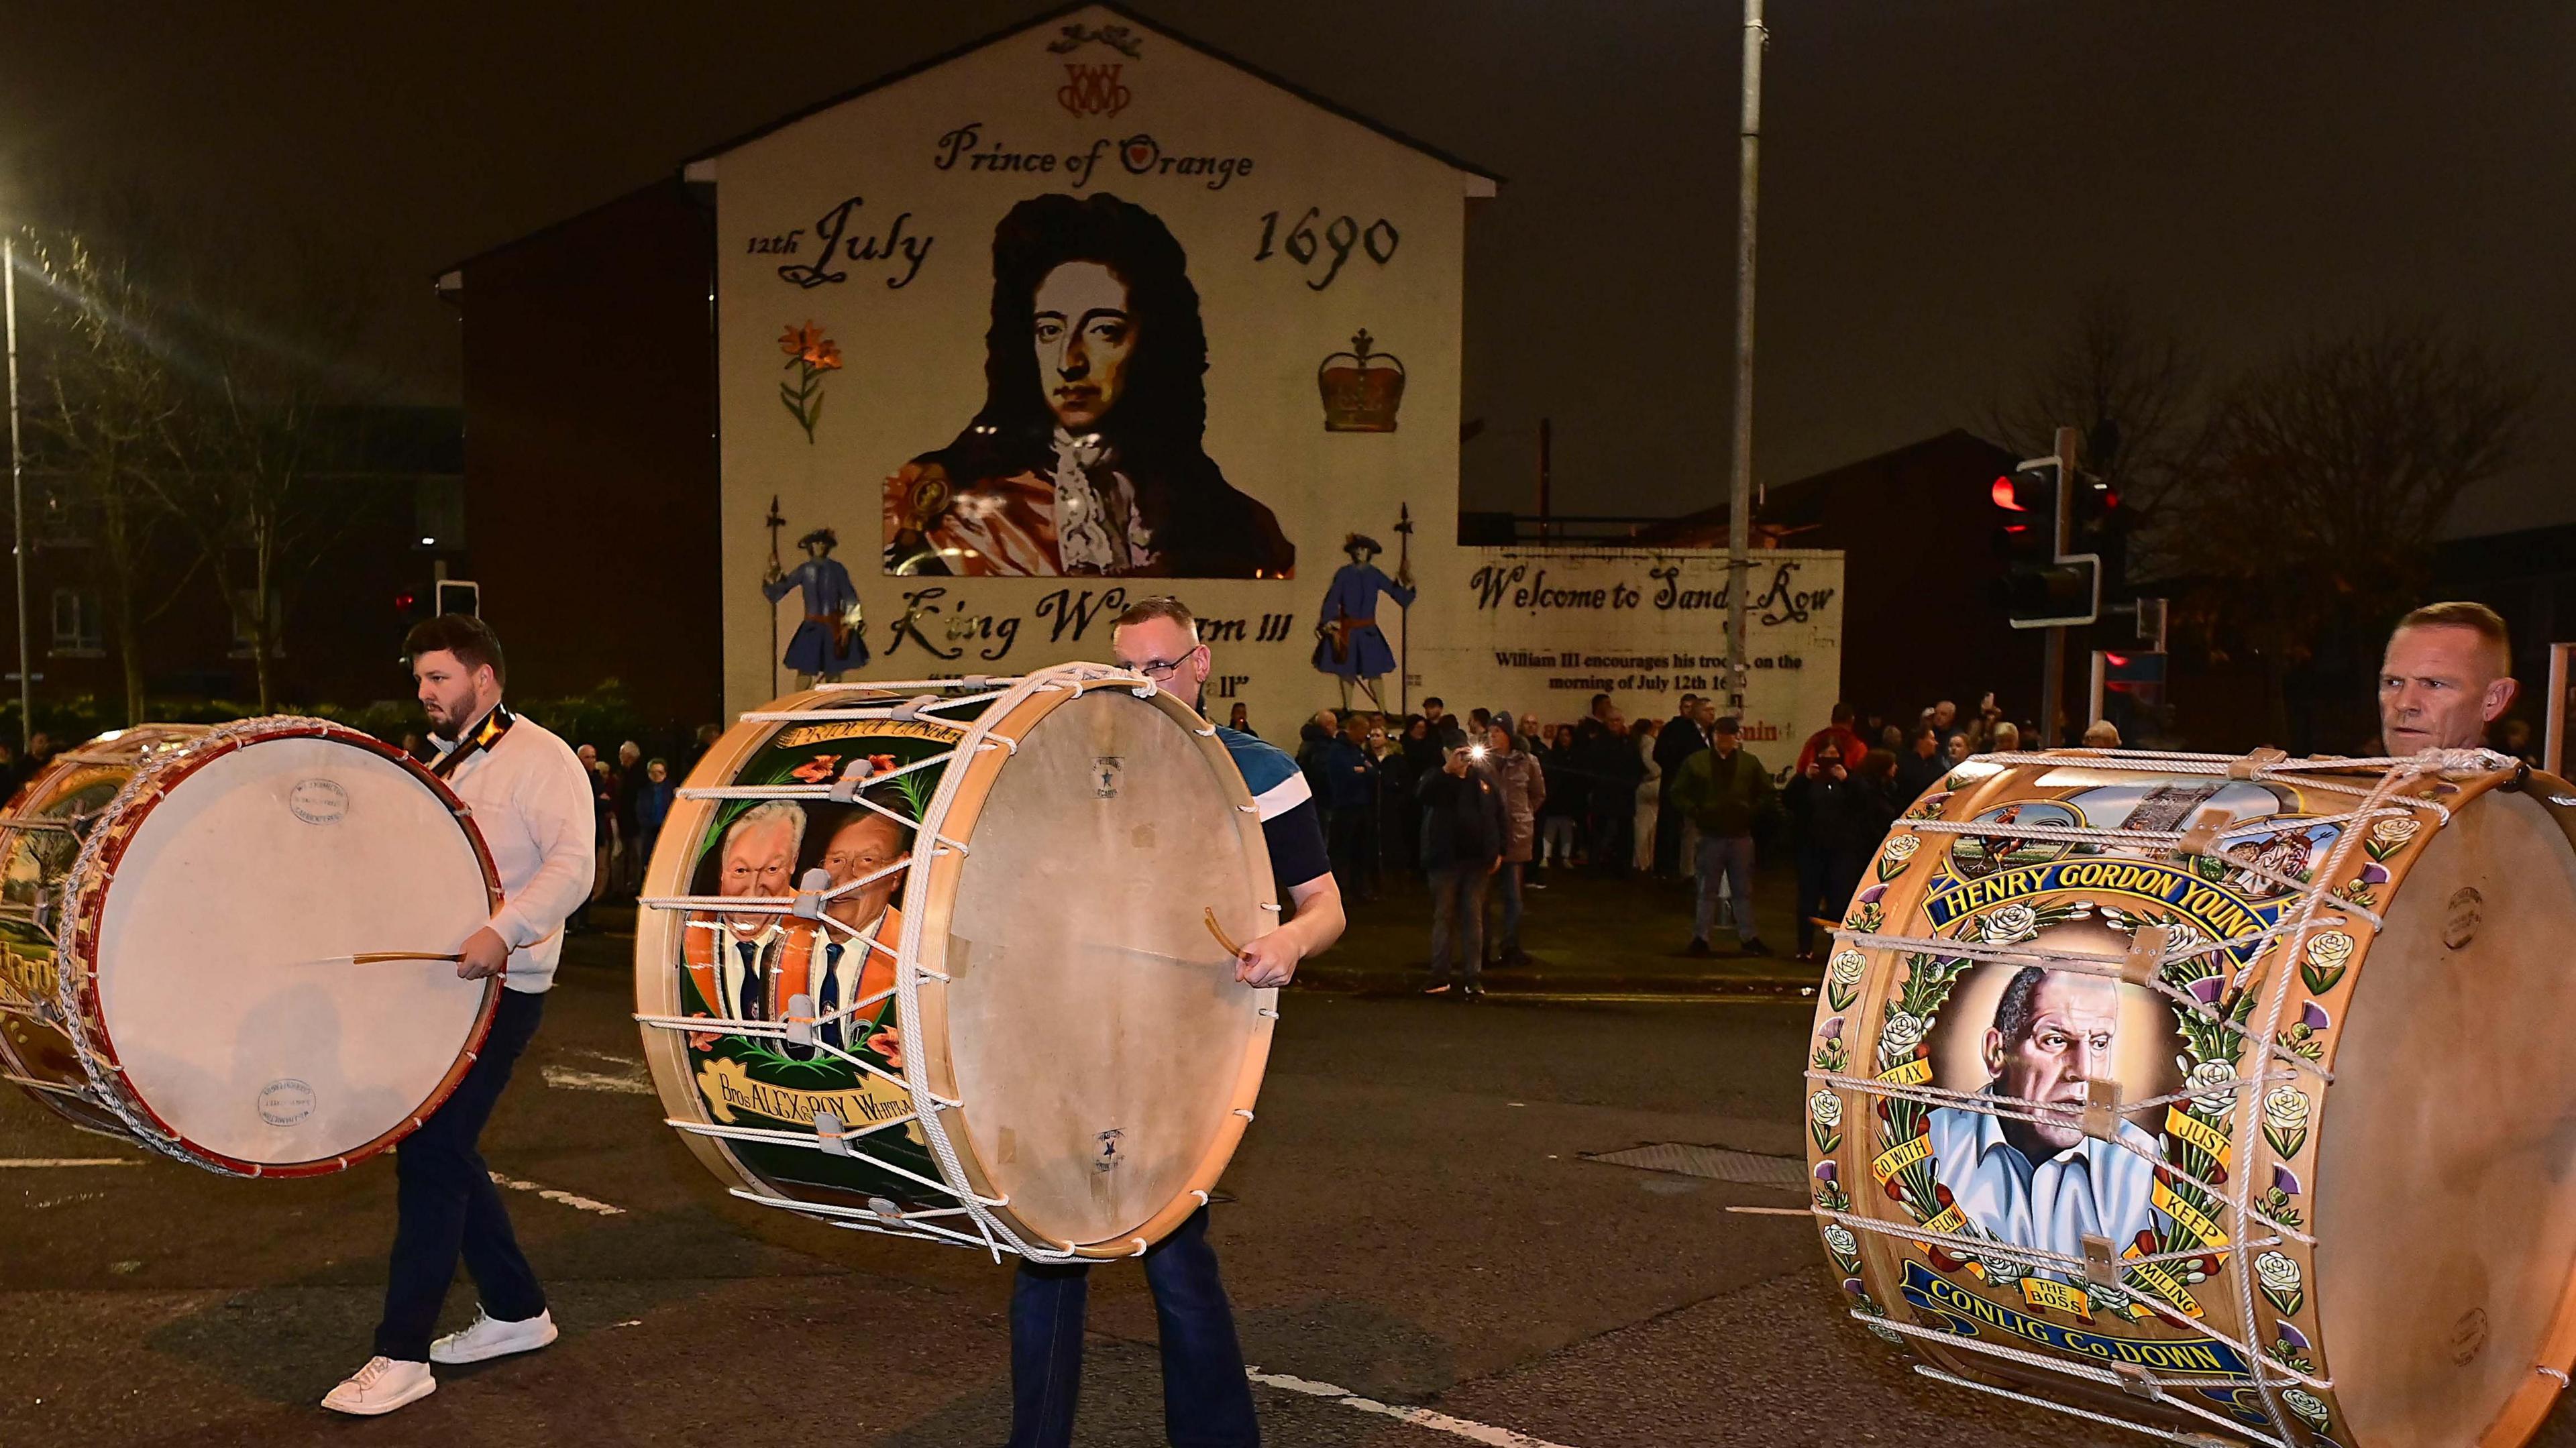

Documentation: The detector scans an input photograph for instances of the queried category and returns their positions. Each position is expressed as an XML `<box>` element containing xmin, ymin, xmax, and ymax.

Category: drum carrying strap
<box><xmin>430</xmin><ymin>704</ymin><xmax>517</xmax><ymax>779</ymax></box>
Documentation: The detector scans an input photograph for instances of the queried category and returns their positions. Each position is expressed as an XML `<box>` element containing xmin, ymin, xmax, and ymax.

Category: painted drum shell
<box><xmin>634</xmin><ymin>665</ymin><xmax>1278</xmax><ymax>1261</ymax></box>
<box><xmin>13</xmin><ymin>718</ymin><xmax>502</xmax><ymax>1177</ymax></box>
<box><xmin>1804</xmin><ymin>750</ymin><xmax>2576</xmax><ymax>1448</ymax></box>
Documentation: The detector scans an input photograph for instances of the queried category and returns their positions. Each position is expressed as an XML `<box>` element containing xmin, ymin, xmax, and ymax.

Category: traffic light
<box><xmin>394</xmin><ymin>588</ymin><xmax>429</xmax><ymax>662</ymax></box>
<box><xmin>1990</xmin><ymin>455</ymin><xmax>2100</xmax><ymax>628</ymax></box>
<box><xmin>2070</xmin><ymin>475</ymin><xmax>2127</xmax><ymax>602</ymax></box>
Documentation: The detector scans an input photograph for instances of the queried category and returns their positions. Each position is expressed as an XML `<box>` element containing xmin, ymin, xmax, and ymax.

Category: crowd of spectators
<box><xmin>1249</xmin><ymin>685</ymin><xmax>2155</xmax><ymax>989</ymax></box>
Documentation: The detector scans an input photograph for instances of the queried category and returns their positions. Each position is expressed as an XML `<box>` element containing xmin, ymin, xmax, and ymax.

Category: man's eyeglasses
<box><xmin>1128</xmin><ymin>646</ymin><xmax>1204</xmax><ymax>679</ymax></box>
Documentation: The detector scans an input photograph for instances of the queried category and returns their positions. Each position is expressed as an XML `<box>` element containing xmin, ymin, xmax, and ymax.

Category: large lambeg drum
<box><xmin>0</xmin><ymin>718</ymin><xmax>502</xmax><ymax>1174</ymax></box>
<box><xmin>1806</xmin><ymin>746</ymin><xmax>2576</xmax><ymax>1447</ymax></box>
<box><xmin>635</xmin><ymin>663</ymin><xmax>1278</xmax><ymax>1260</ymax></box>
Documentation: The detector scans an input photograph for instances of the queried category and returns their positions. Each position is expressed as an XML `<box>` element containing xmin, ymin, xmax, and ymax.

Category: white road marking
<box><xmin>542</xmin><ymin>1065</ymin><xmax>655</xmax><ymax>1095</ymax></box>
<box><xmin>1246</xmin><ymin>1368</ymin><xmax>1580</xmax><ymax>1448</ymax></box>
<box><xmin>0</xmin><ymin>1158</ymin><xmax>143</xmax><ymax>1168</ymax></box>
<box><xmin>487</xmin><ymin>1170</ymin><xmax>625</xmax><ymax>1216</ymax></box>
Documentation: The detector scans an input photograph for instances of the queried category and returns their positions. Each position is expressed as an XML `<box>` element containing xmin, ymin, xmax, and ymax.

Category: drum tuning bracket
<box><xmin>2081</xmin><ymin>1233</ymin><xmax>2123</xmax><ymax>1290</ymax></box>
<box><xmin>2171</xmin><ymin>806</ymin><xmax>2231</xmax><ymax>860</ymax></box>
<box><xmin>828</xmin><ymin>756</ymin><xmax>879</xmax><ymax>801</ymax></box>
<box><xmin>791</xmin><ymin>867</ymin><xmax>832</xmax><ymax>921</ymax></box>
<box><xmin>2226</xmin><ymin>746</ymin><xmax>2289</xmax><ymax>781</ymax></box>
<box><xmin>2108</xmin><ymin>1361</ymin><xmax>2163</xmax><ymax>1403</ymax></box>
<box><xmin>888</xmin><ymin>693</ymin><xmax>941</xmax><ymax>722</ymax></box>
<box><xmin>2122</xmin><ymin>925</ymin><xmax>2172</xmax><ymax>987</ymax></box>
<box><xmin>2080</xmin><ymin>1078</ymin><xmax>2122</xmax><ymax>1143</ymax></box>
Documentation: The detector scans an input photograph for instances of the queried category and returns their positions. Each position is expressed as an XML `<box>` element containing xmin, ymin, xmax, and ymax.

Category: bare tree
<box><xmin>13</xmin><ymin>225</ymin><xmax>196</xmax><ymax>724</ymax></box>
<box><xmin>155</xmin><ymin>263</ymin><xmax>384</xmax><ymax>712</ymax></box>
<box><xmin>1982</xmin><ymin>287</ymin><xmax>2203</xmax><ymax>577</ymax></box>
<box><xmin>2166</xmin><ymin>320</ymin><xmax>2534</xmax><ymax>742</ymax></box>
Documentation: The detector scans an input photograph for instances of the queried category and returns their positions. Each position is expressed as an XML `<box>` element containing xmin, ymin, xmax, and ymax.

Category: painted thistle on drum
<box><xmin>779</xmin><ymin>320</ymin><xmax>843</xmax><ymax>443</ymax></box>
<box><xmin>1811</xmin><ymin>1015</ymin><xmax>1849</xmax><ymax>1074</ymax></box>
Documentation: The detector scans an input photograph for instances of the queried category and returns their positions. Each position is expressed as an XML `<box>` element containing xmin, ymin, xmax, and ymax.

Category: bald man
<box><xmin>2379</xmin><ymin>600</ymin><xmax>2518</xmax><ymax>754</ymax></box>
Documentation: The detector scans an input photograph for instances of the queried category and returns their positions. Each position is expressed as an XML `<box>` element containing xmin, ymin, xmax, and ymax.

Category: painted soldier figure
<box><xmin>765</xmin><ymin>527</ymin><xmax>867</xmax><ymax>685</ymax></box>
<box><xmin>1310</xmin><ymin>533</ymin><xmax>1414</xmax><ymax>710</ymax></box>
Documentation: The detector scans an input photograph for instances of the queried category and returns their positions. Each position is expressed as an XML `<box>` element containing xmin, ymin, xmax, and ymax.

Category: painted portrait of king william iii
<box><xmin>883</xmin><ymin>192</ymin><xmax>1295</xmax><ymax>579</ymax></box>
<box><xmin>1925</xmin><ymin>964</ymin><xmax>2159</xmax><ymax>1278</ymax></box>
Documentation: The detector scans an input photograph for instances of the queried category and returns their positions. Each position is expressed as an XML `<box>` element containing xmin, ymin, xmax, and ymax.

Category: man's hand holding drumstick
<box><xmin>456</xmin><ymin>926</ymin><xmax>513</xmax><ymax>981</ymax></box>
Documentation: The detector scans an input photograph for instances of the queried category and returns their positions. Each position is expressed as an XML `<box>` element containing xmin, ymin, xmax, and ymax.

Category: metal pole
<box><xmin>2039</xmin><ymin>424</ymin><xmax>2080</xmax><ymax>748</ymax></box>
<box><xmin>4</xmin><ymin>233</ymin><xmax>28</xmax><ymax>756</ymax></box>
<box><xmin>1724</xmin><ymin>0</ymin><xmax>1766</xmax><ymax>714</ymax></box>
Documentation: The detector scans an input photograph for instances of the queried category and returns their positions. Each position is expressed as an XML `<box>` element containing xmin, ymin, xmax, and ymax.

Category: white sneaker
<box><xmin>321</xmin><ymin>1356</ymin><xmax>436</xmax><ymax>1415</ymax></box>
<box><xmin>430</xmin><ymin>1306</ymin><xmax>559</xmax><ymax>1365</ymax></box>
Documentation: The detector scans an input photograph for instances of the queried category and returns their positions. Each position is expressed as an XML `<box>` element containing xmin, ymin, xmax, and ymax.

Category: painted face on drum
<box><xmin>1985</xmin><ymin>970</ymin><xmax>2119</xmax><ymax>1158</ymax></box>
<box><xmin>717</xmin><ymin>814</ymin><xmax>800</xmax><ymax>936</ymax></box>
<box><xmin>2379</xmin><ymin>624</ymin><xmax>2516</xmax><ymax>753</ymax></box>
<box><xmin>820</xmin><ymin>813</ymin><xmax>910</xmax><ymax>932</ymax></box>
<box><xmin>1032</xmin><ymin>261</ymin><xmax>1132</xmax><ymax>433</ymax></box>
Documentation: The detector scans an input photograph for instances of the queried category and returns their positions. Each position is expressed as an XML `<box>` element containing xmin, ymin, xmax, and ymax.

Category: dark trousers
<box><xmin>374</xmin><ymin>987</ymin><xmax>547</xmax><ymax>1362</ymax></box>
<box><xmin>1010</xmin><ymin>1205</ymin><xmax>1258</xmax><ymax>1448</ymax></box>
<box><xmin>1327</xmin><ymin>806</ymin><xmax>1378</xmax><ymax>902</ymax></box>
<box><xmin>1794</xmin><ymin>844</ymin><xmax>1835</xmax><ymax>954</ymax></box>
<box><xmin>1654</xmin><ymin>789</ymin><xmax>1685</xmax><ymax>875</ymax></box>
<box><xmin>1427</xmin><ymin>862</ymin><xmax>1491</xmax><ymax>985</ymax></box>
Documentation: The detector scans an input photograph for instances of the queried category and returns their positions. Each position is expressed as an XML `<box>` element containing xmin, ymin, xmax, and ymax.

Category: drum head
<box><xmin>930</xmin><ymin>684</ymin><xmax>1272</xmax><ymax>1252</ymax></box>
<box><xmin>86</xmin><ymin>732</ymin><xmax>495</xmax><ymax>1168</ymax></box>
<box><xmin>2316</xmin><ymin>787</ymin><xmax>2576</xmax><ymax>1445</ymax></box>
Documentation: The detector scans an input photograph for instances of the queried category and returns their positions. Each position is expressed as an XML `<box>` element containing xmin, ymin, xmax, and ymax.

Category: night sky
<box><xmin>6</xmin><ymin>1</ymin><xmax>2568</xmax><ymax>537</ymax></box>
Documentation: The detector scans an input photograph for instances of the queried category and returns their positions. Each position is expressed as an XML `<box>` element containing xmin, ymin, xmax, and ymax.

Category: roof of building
<box><xmin>439</xmin><ymin>1</ymin><xmax>1499</xmax><ymax>284</ymax></box>
<box><xmin>1625</xmin><ymin>429</ymin><xmax>2017</xmax><ymax>547</ymax></box>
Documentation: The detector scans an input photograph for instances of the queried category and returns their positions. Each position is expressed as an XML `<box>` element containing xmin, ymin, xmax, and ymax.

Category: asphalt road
<box><xmin>8</xmin><ymin>918</ymin><xmax>2573</xmax><ymax>1447</ymax></box>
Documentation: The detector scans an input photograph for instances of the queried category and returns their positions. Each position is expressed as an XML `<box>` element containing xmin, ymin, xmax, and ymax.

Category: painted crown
<box><xmin>1318</xmin><ymin>330</ymin><xmax>1406</xmax><ymax>433</ymax></box>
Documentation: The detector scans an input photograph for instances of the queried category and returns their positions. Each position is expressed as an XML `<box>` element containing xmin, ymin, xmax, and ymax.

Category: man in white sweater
<box><xmin>325</xmin><ymin>615</ymin><xmax>597</xmax><ymax>1415</ymax></box>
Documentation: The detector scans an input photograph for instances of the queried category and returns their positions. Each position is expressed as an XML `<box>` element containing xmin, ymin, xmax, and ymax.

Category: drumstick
<box><xmin>285</xmin><ymin>952</ymin><xmax>466</xmax><ymax>968</ymax></box>
<box><xmin>1202</xmin><ymin>909</ymin><xmax>1246</xmax><ymax>959</ymax></box>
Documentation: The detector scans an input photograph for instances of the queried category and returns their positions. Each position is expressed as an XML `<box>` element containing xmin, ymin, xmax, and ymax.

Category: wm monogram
<box><xmin>1057</xmin><ymin>63</ymin><xmax>1131</xmax><ymax>118</ymax></box>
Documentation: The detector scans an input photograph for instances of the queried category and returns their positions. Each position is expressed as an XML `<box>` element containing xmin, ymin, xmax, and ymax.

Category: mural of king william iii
<box><xmin>883</xmin><ymin>192</ymin><xmax>1295</xmax><ymax>579</ymax></box>
<box><xmin>1925</xmin><ymin>965</ymin><xmax>2158</xmax><ymax>1280</ymax></box>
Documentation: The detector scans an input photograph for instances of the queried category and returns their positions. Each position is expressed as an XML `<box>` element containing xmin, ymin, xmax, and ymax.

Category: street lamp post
<box><xmin>1724</xmin><ymin>0</ymin><xmax>1766</xmax><ymax>714</ymax></box>
<box><xmin>3</xmin><ymin>231</ymin><xmax>27</xmax><ymax>757</ymax></box>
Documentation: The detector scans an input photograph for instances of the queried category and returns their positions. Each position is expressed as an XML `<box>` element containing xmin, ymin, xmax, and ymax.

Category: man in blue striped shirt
<box><xmin>1004</xmin><ymin>595</ymin><xmax>1344</xmax><ymax>1448</ymax></box>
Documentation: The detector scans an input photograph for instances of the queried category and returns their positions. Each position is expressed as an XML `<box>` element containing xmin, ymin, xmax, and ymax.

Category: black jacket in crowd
<box><xmin>1417</xmin><ymin>765</ymin><xmax>1506</xmax><ymax>871</ymax></box>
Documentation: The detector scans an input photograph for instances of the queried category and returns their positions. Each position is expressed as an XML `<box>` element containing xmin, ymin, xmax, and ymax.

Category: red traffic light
<box><xmin>394</xmin><ymin>591</ymin><xmax>417</xmax><ymax>611</ymax></box>
<box><xmin>1991</xmin><ymin>475</ymin><xmax>2026</xmax><ymax>510</ymax></box>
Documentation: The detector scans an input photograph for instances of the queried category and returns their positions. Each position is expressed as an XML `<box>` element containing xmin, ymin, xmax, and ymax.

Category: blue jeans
<box><xmin>1428</xmin><ymin>862</ymin><xmax>1491</xmax><ymax>985</ymax></box>
<box><xmin>374</xmin><ymin>987</ymin><xmax>547</xmax><ymax>1361</ymax></box>
<box><xmin>1695</xmin><ymin>834</ymin><xmax>1757</xmax><ymax>944</ymax></box>
<box><xmin>1010</xmin><ymin>1205</ymin><xmax>1258</xmax><ymax>1447</ymax></box>
<box><xmin>1482</xmin><ymin>860</ymin><xmax>1525</xmax><ymax>959</ymax></box>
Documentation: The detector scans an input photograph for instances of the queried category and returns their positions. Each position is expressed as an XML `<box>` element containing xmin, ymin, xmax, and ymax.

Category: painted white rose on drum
<box><xmin>2284</xmin><ymin>1388</ymin><xmax>2331</xmax><ymax>1431</ymax></box>
<box><xmin>1881</xmin><ymin>834</ymin><xmax>1920</xmax><ymax>867</ymax></box>
<box><xmin>2371</xmin><ymin>816</ymin><xmax>2420</xmax><ymax>849</ymax></box>
<box><xmin>1878</xmin><ymin>1011</ymin><xmax>1928</xmax><ymax>1058</ymax></box>
<box><xmin>1980</xmin><ymin>902</ymin><xmax>2039</xmax><ymax>944</ymax></box>
<box><xmin>1829</xmin><ymin>949</ymin><xmax>1867</xmax><ymax>985</ymax></box>
<box><xmin>1821</xmin><ymin>1223</ymin><xmax>1858</xmax><ymax>1260</ymax></box>
<box><xmin>2184</xmin><ymin>1058</ymin><xmax>2239</xmax><ymax>1113</ymax></box>
<box><xmin>1809</xmin><ymin>1089</ymin><xmax>1843</xmax><ymax>1129</ymax></box>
